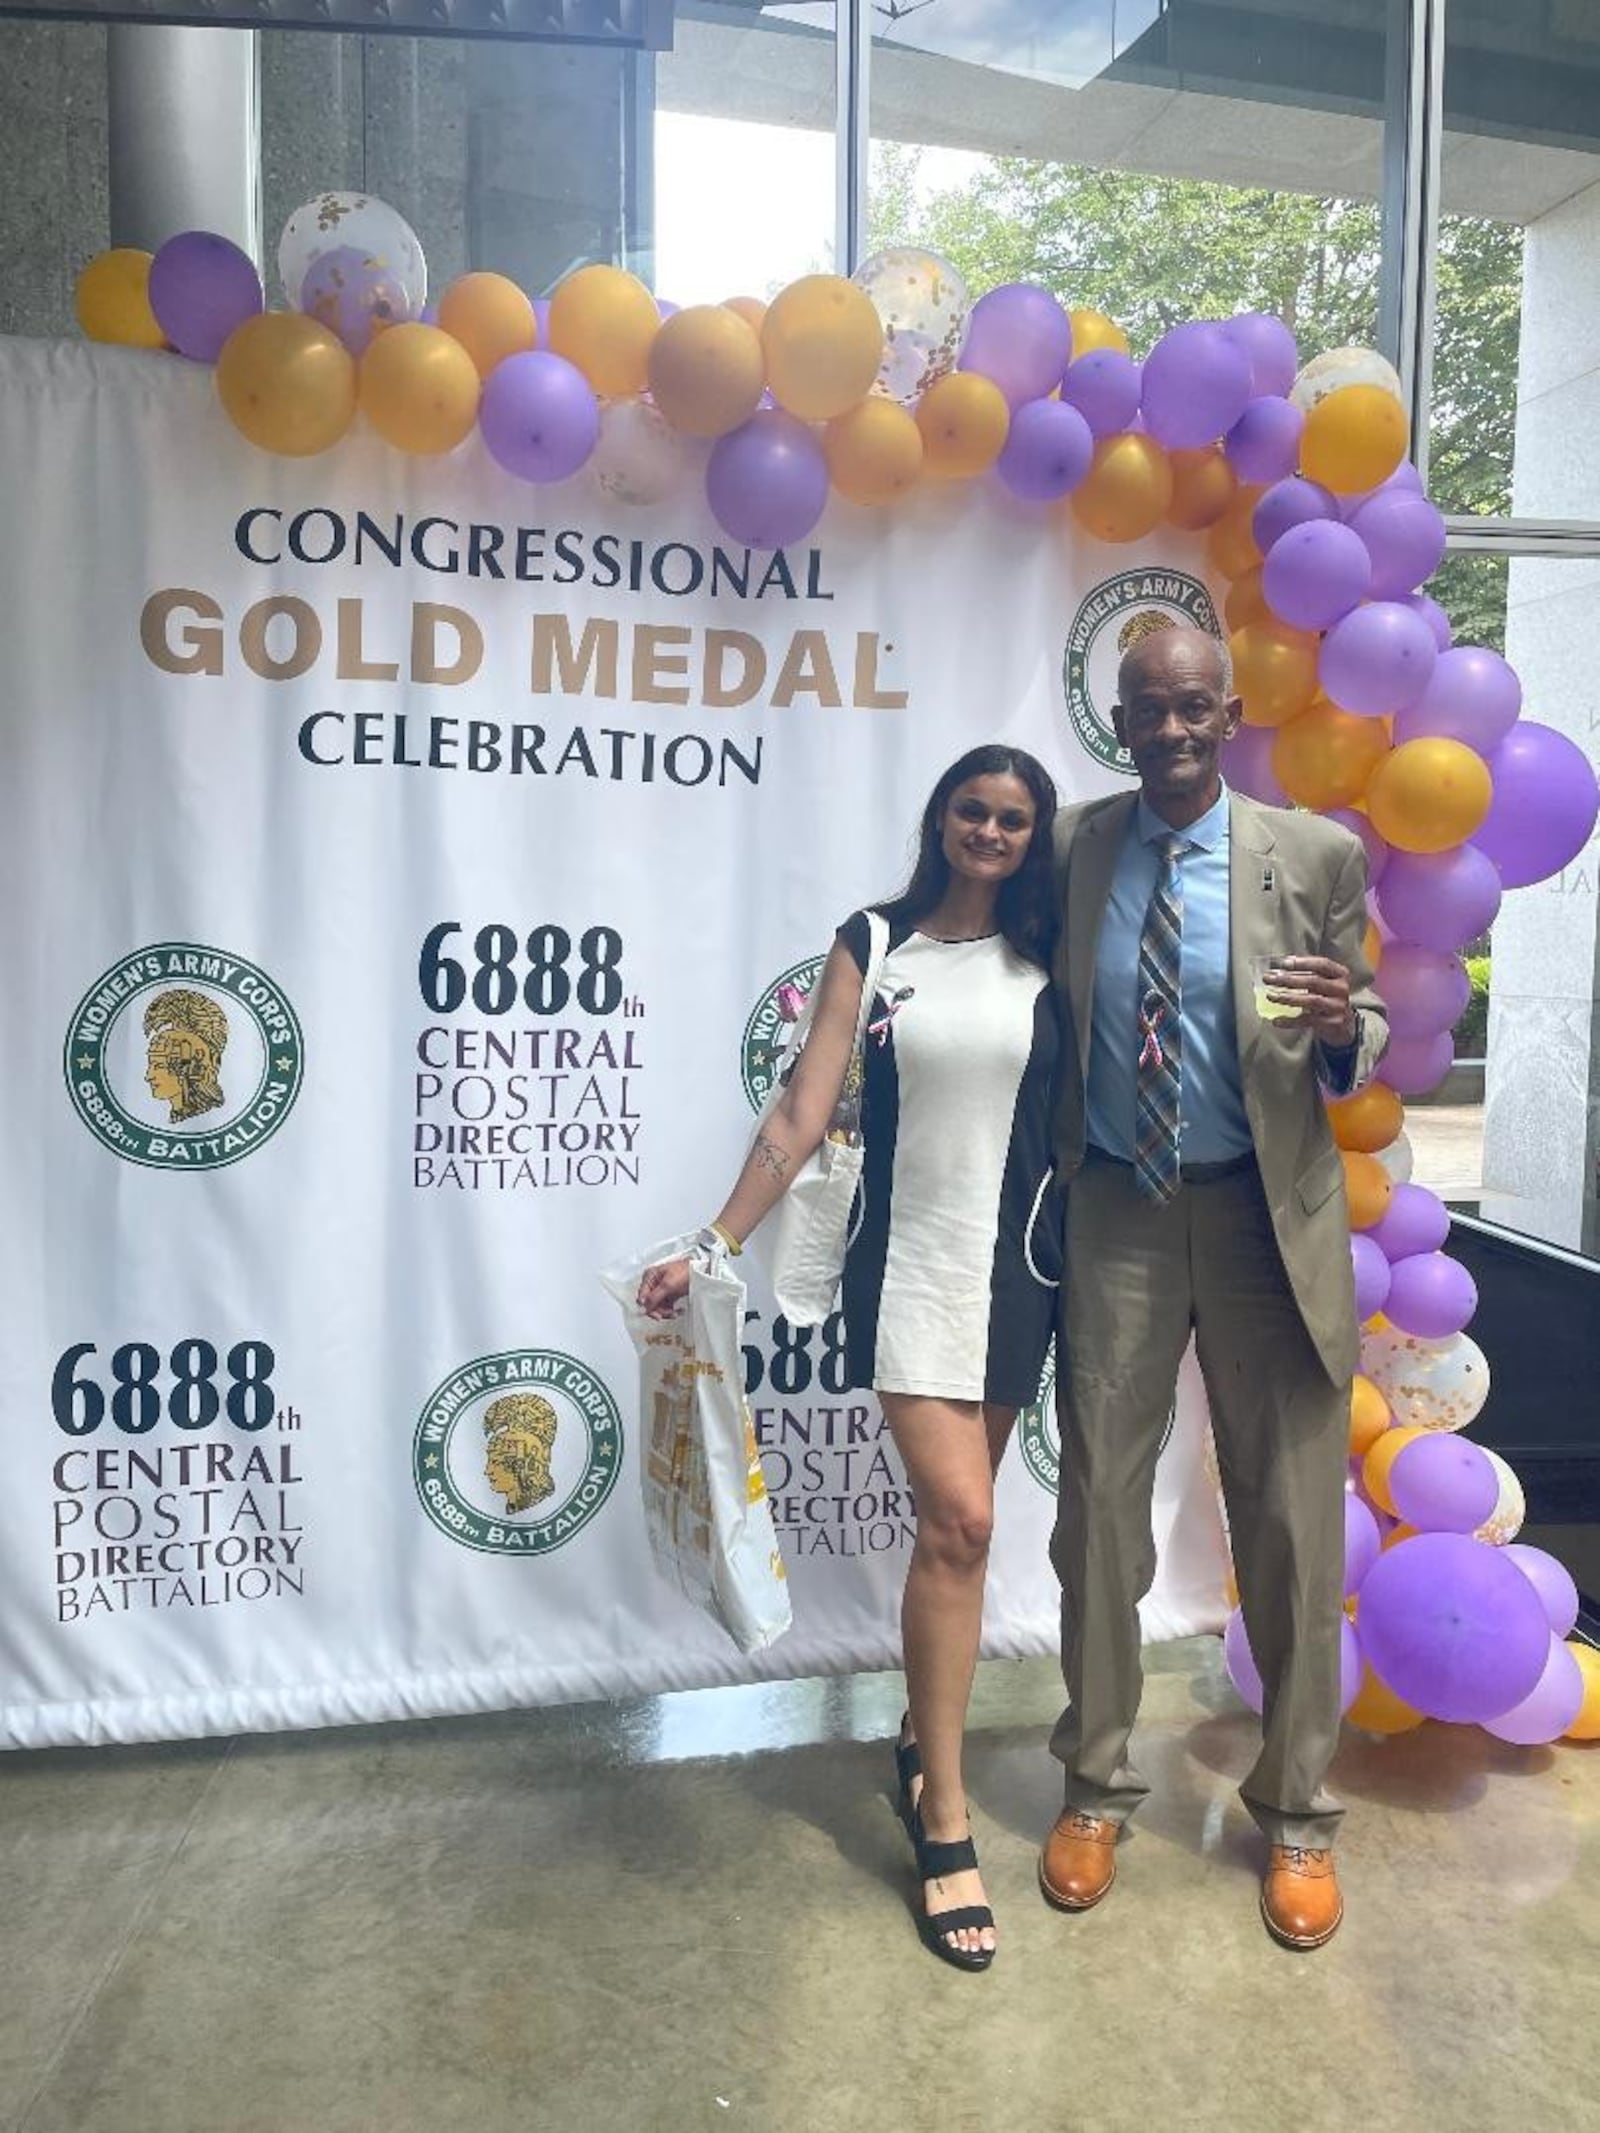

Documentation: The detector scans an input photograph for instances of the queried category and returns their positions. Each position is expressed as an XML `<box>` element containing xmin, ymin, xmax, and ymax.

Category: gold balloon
<box><xmin>915</xmin><ymin>371</ymin><xmax>1010</xmax><ymax>480</ymax></box>
<box><xmin>1349</xmin><ymin>1374</ymin><xmax>1392</xmax><ymax>1459</ymax></box>
<box><xmin>1070</xmin><ymin>307</ymin><xmax>1129</xmax><ymax>358</ymax></box>
<box><xmin>1205</xmin><ymin>485</ymin><xmax>1267</xmax><ymax>578</ymax></box>
<box><xmin>437</xmin><ymin>272</ymin><xmax>536</xmax><ymax>379</ymax></box>
<box><xmin>1272</xmin><ymin>698</ymin><xmax>1391</xmax><ymax>808</ymax></box>
<box><xmin>1070</xmin><ymin>433</ymin><xmax>1173</xmax><ymax>544</ymax></box>
<box><xmin>1300</xmin><ymin>383</ymin><xmax>1409</xmax><ymax>494</ymax></box>
<box><xmin>1361</xmin><ymin>1423</ymin><xmax>1428</xmax><ymax>1517</ymax></box>
<box><xmin>1345</xmin><ymin>1665</ymin><xmax>1426</xmax><ymax>1735</ymax></box>
<box><xmin>1366</xmin><ymin>737</ymin><xmax>1493</xmax><ymax>854</ymax></box>
<box><xmin>1341</xmin><ymin>1149</ymin><xmax>1394</xmax><ymax>1232</ymax></box>
<box><xmin>1564</xmin><ymin>1642</ymin><xmax>1600</xmax><ymax>1740</ymax></box>
<box><xmin>824</xmin><ymin>396</ymin><xmax>924</xmax><ymax>506</ymax></box>
<box><xmin>1167</xmin><ymin>446</ymin><xmax>1238</xmax><ymax>531</ymax></box>
<box><xmin>648</xmin><ymin>305</ymin><xmax>765</xmax><ymax>438</ymax></box>
<box><xmin>358</xmin><ymin>323</ymin><xmax>480</xmax><ymax>454</ymax></box>
<box><xmin>1224</xmin><ymin>566</ymin><xmax>1269</xmax><ymax>633</ymax></box>
<box><xmin>216</xmin><ymin>313</ymin><xmax>356</xmax><ymax>456</ymax></box>
<box><xmin>762</xmin><ymin>274</ymin><xmax>884</xmax><ymax>421</ymax></box>
<box><xmin>76</xmin><ymin>248</ymin><xmax>165</xmax><ymax>349</ymax></box>
<box><xmin>1363</xmin><ymin>917</ymin><xmax>1383</xmax><ymax>970</ymax></box>
<box><xmin>1327</xmin><ymin>1081</ymin><xmax>1405</xmax><ymax>1154</ymax></box>
<box><xmin>549</xmin><ymin>264</ymin><xmax>660</xmax><ymax>398</ymax></box>
<box><xmin>1230</xmin><ymin>621</ymin><xmax>1320</xmax><ymax>729</ymax></box>
<box><xmin>722</xmin><ymin>295</ymin><xmax>768</xmax><ymax>333</ymax></box>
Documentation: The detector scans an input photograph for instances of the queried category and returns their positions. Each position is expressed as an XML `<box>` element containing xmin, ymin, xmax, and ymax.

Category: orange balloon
<box><xmin>648</xmin><ymin>305</ymin><xmax>765</xmax><ymax>438</ymax></box>
<box><xmin>1231</xmin><ymin>621</ymin><xmax>1320</xmax><ymax>729</ymax></box>
<box><xmin>1224</xmin><ymin>566</ymin><xmax>1269</xmax><ymax>633</ymax></box>
<box><xmin>1341</xmin><ymin>1149</ymin><xmax>1394</xmax><ymax>1231</ymax></box>
<box><xmin>723</xmin><ymin>295</ymin><xmax>767</xmax><ymax>332</ymax></box>
<box><xmin>1363</xmin><ymin>919</ymin><xmax>1382</xmax><ymax>970</ymax></box>
<box><xmin>824</xmin><ymin>396</ymin><xmax>923</xmax><ymax>505</ymax></box>
<box><xmin>1223</xmin><ymin>1564</ymin><xmax>1240</xmax><ymax>1610</ymax></box>
<box><xmin>1167</xmin><ymin>447</ymin><xmax>1237</xmax><ymax>531</ymax></box>
<box><xmin>1300</xmin><ymin>383</ymin><xmax>1409</xmax><ymax>494</ymax></box>
<box><xmin>915</xmin><ymin>372</ymin><xmax>1010</xmax><ymax>480</ymax></box>
<box><xmin>437</xmin><ymin>272</ymin><xmax>535</xmax><ymax>378</ymax></box>
<box><xmin>1206</xmin><ymin>486</ymin><xmax>1267</xmax><ymax>579</ymax></box>
<box><xmin>1564</xmin><ymin>1642</ymin><xmax>1600</xmax><ymax>1740</ymax></box>
<box><xmin>1382</xmin><ymin>1521</ymin><xmax>1421</xmax><ymax>1549</ymax></box>
<box><xmin>1366</xmin><ymin>738</ymin><xmax>1494</xmax><ymax>855</ymax></box>
<box><xmin>1349</xmin><ymin>1374</ymin><xmax>1392</xmax><ymax>1458</ymax></box>
<box><xmin>1362</xmin><ymin>1423</ymin><xmax>1428</xmax><ymax>1516</ymax></box>
<box><xmin>549</xmin><ymin>264</ymin><xmax>660</xmax><ymax>397</ymax></box>
<box><xmin>1345</xmin><ymin>1665</ymin><xmax>1426</xmax><ymax>1734</ymax></box>
<box><xmin>1070</xmin><ymin>307</ymin><xmax>1130</xmax><ymax>358</ymax></box>
<box><xmin>1272</xmin><ymin>699</ymin><xmax>1391</xmax><ymax>809</ymax></box>
<box><xmin>76</xmin><ymin>248</ymin><xmax>165</xmax><ymax>348</ymax></box>
<box><xmin>216</xmin><ymin>313</ymin><xmax>356</xmax><ymax>456</ymax></box>
<box><xmin>1070</xmin><ymin>433</ymin><xmax>1174</xmax><ymax>544</ymax></box>
<box><xmin>358</xmin><ymin>324</ymin><xmax>480</xmax><ymax>454</ymax></box>
<box><xmin>1327</xmin><ymin>1081</ymin><xmax>1405</xmax><ymax>1153</ymax></box>
<box><xmin>762</xmin><ymin>274</ymin><xmax>884</xmax><ymax>421</ymax></box>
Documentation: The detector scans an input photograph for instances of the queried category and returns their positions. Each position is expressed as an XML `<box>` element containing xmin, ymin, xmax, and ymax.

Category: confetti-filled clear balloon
<box><xmin>278</xmin><ymin>192</ymin><xmax>426</xmax><ymax>317</ymax></box>
<box><xmin>1359</xmin><ymin>1325</ymin><xmax>1491</xmax><ymax>1433</ymax></box>
<box><xmin>852</xmin><ymin>246</ymin><xmax>972</xmax><ymax>405</ymax></box>
<box><xmin>299</xmin><ymin>245</ymin><xmax>410</xmax><ymax>357</ymax></box>
<box><xmin>589</xmin><ymin>395</ymin><xmax>697</xmax><ymax>507</ymax></box>
<box><xmin>1290</xmin><ymin>344</ymin><xmax>1403</xmax><ymax>412</ymax></box>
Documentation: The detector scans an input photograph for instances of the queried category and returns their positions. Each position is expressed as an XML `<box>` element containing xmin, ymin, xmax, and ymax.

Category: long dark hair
<box><xmin>880</xmin><ymin>744</ymin><xmax>1059</xmax><ymax>969</ymax></box>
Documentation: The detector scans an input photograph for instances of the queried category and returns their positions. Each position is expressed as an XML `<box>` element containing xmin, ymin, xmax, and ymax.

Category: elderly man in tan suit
<box><xmin>1039</xmin><ymin>624</ymin><xmax>1387</xmax><ymax>1950</ymax></box>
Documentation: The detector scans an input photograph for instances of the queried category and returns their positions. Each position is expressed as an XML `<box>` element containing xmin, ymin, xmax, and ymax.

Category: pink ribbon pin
<box><xmin>1138</xmin><ymin>990</ymin><xmax>1169</xmax><ymax>1071</ymax></box>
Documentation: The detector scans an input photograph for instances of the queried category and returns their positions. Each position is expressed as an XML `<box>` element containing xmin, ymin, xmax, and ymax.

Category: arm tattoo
<box><xmin>752</xmin><ymin>1132</ymin><xmax>792</xmax><ymax>1183</ymax></box>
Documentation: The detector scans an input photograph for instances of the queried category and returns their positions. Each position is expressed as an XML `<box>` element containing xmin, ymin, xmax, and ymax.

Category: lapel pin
<box><xmin>1261</xmin><ymin>864</ymin><xmax>1276</xmax><ymax>894</ymax></box>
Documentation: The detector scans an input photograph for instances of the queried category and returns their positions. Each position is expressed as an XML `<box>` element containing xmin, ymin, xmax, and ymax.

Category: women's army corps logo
<box><xmin>63</xmin><ymin>943</ymin><xmax>304</xmax><ymax>1170</ymax></box>
<box><xmin>413</xmin><ymin>1348</ymin><xmax>622</xmax><ymax>1555</ymax></box>
<box><xmin>741</xmin><ymin>953</ymin><xmax>824</xmax><ymax>1110</ymax></box>
<box><xmin>1063</xmin><ymin>571</ymin><xmax>1221</xmax><ymax>774</ymax></box>
<box><xmin>1018</xmin><ymin>1346</ymin><xmax>1175</xmax><ymax>1496</ymax></box>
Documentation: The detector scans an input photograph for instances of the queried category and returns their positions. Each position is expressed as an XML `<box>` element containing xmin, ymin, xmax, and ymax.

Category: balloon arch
<box><xmin>70</xmin><ymin>197</ymin><xmax>1600</xmax><ymax>1746</ymax></box>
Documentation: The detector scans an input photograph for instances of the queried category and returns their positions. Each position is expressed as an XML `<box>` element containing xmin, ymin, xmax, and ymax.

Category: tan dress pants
<box><xmin>1049</xmin><ymin>1150</ymin><xmax>1349</xmax><ymax>1849</ymax></box>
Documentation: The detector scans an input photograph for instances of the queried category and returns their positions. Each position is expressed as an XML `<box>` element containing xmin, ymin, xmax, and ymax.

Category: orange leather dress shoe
<box><xmin>1038</xmin><ymin>1809</ymin><xmax>1119</xmax><ymax>1911</ymax></box>
<box><xmin>1261</xmin><ymin>1845</ymin><xmax>1343</xmax><ymax>1950</ymax></box>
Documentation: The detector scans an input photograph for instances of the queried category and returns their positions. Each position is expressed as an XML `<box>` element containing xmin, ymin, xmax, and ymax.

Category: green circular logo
<box><xmin>413</xmin><ymin>1348</ymin><xmax>622</xmax><ymax>1556</ymax></box>
<box><xmin>1018</xmin><ymin>1345</ymin><xmax>1175</xmax><ymax>1495</ymax></box>
<box><xmin>1063</xmin><ymin>570</ymin><xmax>1222</xmax><ymax>774</ymax></box>
<box><xmin>741</xmin><ymin>954</ymin><xmax>824</xmax><ymax>1111</ymax></box>
<box><xmin>63</xmin><ymin>942</ymin><xmax>304</xmax><ymax>1171</ymax></box>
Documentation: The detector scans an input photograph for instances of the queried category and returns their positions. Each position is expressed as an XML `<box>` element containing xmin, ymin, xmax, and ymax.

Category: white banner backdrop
<box><xmin>0</xmin><ymin>339</ymin><xmax>1229</xmax><ymax>1748</ymax></box>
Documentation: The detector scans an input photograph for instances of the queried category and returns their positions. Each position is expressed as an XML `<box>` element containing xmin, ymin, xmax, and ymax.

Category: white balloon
<box><xmin>589</xmin><ymin>396</ymin><xmax>696</xmax><ymax>506</ymax></box>
<box><xmin>852</xmin><ymin>246</ymin><xmax>972</xmax><ymax>405</ymax></box>
<box><xmin>1359</xmin><ymin>1325</ymin><xmax>1490</xmax><ymax>1432</ymax></box>
<box><xmin>1373</xmin><ymin>1128</ymin><xmax>1414</xmax><ymax>1185</ymax></box>
<box><xmin>1290</xmin><ymin>345</ymin><xmax>1403</xmax><ymax>412</ymax></box>
<box><xmin>1474</xmin><ymin>1446</ymin><xmax>1526</xmax><ymax>1546</ymax></box>
<box><xmin>278</xmin><ymin>192</ymin><xmax>427</xmax><ymax>315</ymax></box>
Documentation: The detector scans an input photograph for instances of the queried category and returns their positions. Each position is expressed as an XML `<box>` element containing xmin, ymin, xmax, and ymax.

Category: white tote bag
<box><xmin>750</xmin><ymin>912</ymin><xmax>889</xmax><ymax>1327</ymax></box>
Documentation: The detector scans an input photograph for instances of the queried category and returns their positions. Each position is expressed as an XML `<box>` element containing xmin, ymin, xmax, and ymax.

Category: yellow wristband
<box><xmin>709</xmin><ymin>1218</ymin><xmax>743</xmax><ymax>1256</ymax></box>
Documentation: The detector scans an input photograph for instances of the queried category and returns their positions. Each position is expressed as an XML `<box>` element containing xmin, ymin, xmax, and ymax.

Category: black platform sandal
<box><xmin>892</xmin><ymin>1714</ymin><xmax>922</xmax><ymax>1837</ymax></box>
<box><xmin>910</xmin><ymin>1805</ymin><xmax>996</xmax><ymax>1973</ymax></box>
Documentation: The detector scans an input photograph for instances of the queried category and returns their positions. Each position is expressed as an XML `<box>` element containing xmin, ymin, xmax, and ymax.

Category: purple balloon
<box><xmin>1345</xmin><ymin>1491</ymin><xmax>1382</xmax><ymax>1597</ymax></box>
<box><xmin>1059</xmin><ymin>349</ymin><xmax>1143</xmax><ymax>438</ymax></box>
<box><xmin>1140</xmin><ymin>321</ymin><xmax>1253</xmax><ymax>450</ymax></box>
<box><xmin>1376</xmin><ymin>943</ymin><xmax>1471</xmax><ymax>1039</ymax></box>
<box><xmin>1390</xmin><ymin>1432</ymin><xmax>1497</xmax><ymax>1533</ymax></box>
<box><xmin>1356</xmin><ymin>1531</ymin><xmax>1551</xmax><ymax>1723</ymax></box>
<box><xmin>479</xmin><ymin>350</ymin><xmax>599</xmax><ymax>484</ymax></box>
<box><xmin>1393</xmin><ymin>645</ymin><xmax>1522</xmax><ymax>757</ymax></box>
<box><xmin>1340</xmin><ymin>460</ymin><xmax>1424</xmax><ymax>519</ymax></box>
<box><xmin>1473</xmin><ymin>722</ymin><xmax>1600</xmax><ymax>888</ymax></box>
<box><xmin>1384</xmin><ymin>1250</ymin><xmax>1479</xmax><ymax>1341</ymax></box>
<box><xmin>995</xmin><ymin>396</ymin><xmax>1094</xmax><ymax>501</ymax></box>
<box><xmin>1375</xmin><ymin>844</ymin><xmax>1502</xmax><ymax>953</ymax></box>
<box><xmin>959</xmin><ymin>283</ymin><xmax>1073</xmax><ymax>408</ymax></box>
<box><xmin>1377</xmin><ymin>1030</ymin><xmax>1456</xmax><ymax>1097</ymax></box>
<box><xmin>148</xmin><ymin>230</ymin><xmax>263</xmax><ymax>363</ymax></box>
<box><xmin>1262</xmin><ymin>519</ymin><xmax>1373</xmax><ymax>631</ymax></box>
<box><xmin>1220</xmin><ymin>312</ymin><xmax>1298</xmax><ymax>397</ymax></box>
<box><xmin>1221</xmin><ymin>723</ymin><xmax>1290</xmax><ymax>807</ymax></box>
<box><xmin>1399</xmin><ymin>591</ymin><xmax>1453</xmax><ymax>651</ymax></box>
<box><xmin>1351</xmin><ymin>1232</ymin><xmax>1392</xmax><ymax>1322</ymax></box>
<box><xmin>1349</xmin><ymin>490</ymin><xmax>1448</xmax><ymax>601</ymax></box>
<box><xmin>532</xmin><ymin>297</ymin><xmax>551</xmax><ymax>342</ymax></box>
<box><xmin>656</xmin><ymin>296</ymin><xmax>679</xmax><ymax>319</ymax></box>
<box><xmin>1253</xmin><ymin>476</ymin><xmax>1340</xmax><ymax>556</ymax></box>
<box><xmin>1227</xmin><ymin>1606</ymin><xmax>1360</xmax><ymax>1715</ymax></box>
<box><xmin>1368</xmin><ymin>1182</ymin><xmax>1451</xmax><ymax>1263</ymax></box>
<box><xmin>298</xmin><ymin>244</ymin><xmax>410</xmax><ymax>357</ymax></box>
<box><xmin>1482</xmin><ymin>1635</ymin><xmax>1587</xmax><ymax>1745</ymax></box>
<box><xmin>1225</xmin><ymin>395</ymin><xmax>1304</xmax><ymax>484</ymax></box>
<box><xmin>1319</xmin><ymin>601</ymin><xmax>1439</xmax><ymax>716</ymax></box>
<box><xmin>1503</xmin><ymin>1545</ymin><xmax>1581</xmax><ymax>1638</ymax></box>
<box><xmin>706</xmin><ymin>409</ymin><xmax>829</xmax><ymax>550</ymax></box>
<box><xmin>1327</xmin><ymin>806</ymin><xmax>1391</xmax><ymax>886</ymax></box>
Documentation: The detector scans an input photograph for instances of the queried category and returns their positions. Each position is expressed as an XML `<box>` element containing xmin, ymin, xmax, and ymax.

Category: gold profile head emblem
<box><xmin>1116</xmin><ymin>609</ymin><xmax>1178</xmax><ymax>659</ymax></box>
<box><xmin>482</xmin><ymin>1394</ymin><xmax>560</xmax><ymax>1515</ymax></box>
<box><xmin>143</xmin><ymin>988</ymin><xmax>229</xmax><ymax>1123</ymax></box>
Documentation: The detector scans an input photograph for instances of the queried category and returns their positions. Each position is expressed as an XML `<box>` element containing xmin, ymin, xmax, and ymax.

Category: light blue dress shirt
<box><xmin>1085</xmin><ymin>783</ymin><xmax>1255</xmax><ymax>1166</ymax></box>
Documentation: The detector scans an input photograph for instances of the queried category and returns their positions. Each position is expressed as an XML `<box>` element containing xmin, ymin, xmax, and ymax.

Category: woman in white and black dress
<box><xmin>639</xmin><ymin>744</ymin><xmax>1061</xmax><ymax>1972</ymax></box>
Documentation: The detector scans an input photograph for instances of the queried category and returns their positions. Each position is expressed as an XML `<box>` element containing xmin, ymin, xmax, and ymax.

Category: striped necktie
<box><xmin>1135</xmin><ymin>831</ymin><xmax>1187</xmax><ymax>1203</ymax></box>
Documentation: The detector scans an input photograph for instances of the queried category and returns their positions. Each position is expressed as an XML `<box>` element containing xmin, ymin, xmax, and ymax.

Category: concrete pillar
<box><xmin>0</xmin><ymin>22</ymin><xmax>109</xmax><ymax>339</ymax></box>
<box><xmin>107</xmin><ymin>25</ymin><xmax>261</xmax><ymax>261</ymax></box>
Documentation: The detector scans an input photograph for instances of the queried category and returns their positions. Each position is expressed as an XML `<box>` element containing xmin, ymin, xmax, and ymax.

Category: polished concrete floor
<box><xmin>3</xmin><ymin>1639</ymin><xmax>1598</xmax><ymax>2133</ymax></box>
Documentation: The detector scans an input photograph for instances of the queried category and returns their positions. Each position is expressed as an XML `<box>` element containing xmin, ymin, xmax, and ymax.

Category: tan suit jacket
<box><xmin>1051</xmin><ymin>790</ymin><xmax>1389</xmax><ymax>1383</ymax></box>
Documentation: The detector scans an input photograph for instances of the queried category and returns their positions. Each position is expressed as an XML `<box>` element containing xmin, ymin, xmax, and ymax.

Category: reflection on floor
<box><xmin>2</xmin><ymin>1640</ymin><xmax>1596</xmax><ymax>2133</ymax></box>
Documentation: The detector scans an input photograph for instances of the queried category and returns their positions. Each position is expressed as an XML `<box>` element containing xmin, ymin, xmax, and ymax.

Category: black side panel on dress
<box><xmin>982</xmin><ymin>983</ymin><xmax>1063</xmax><ymax>1407</ymax></box>
<box><xmin>840</xmin><ymin>992</ymin><xmax>901</xmax><ymax>1393</ymax></box>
